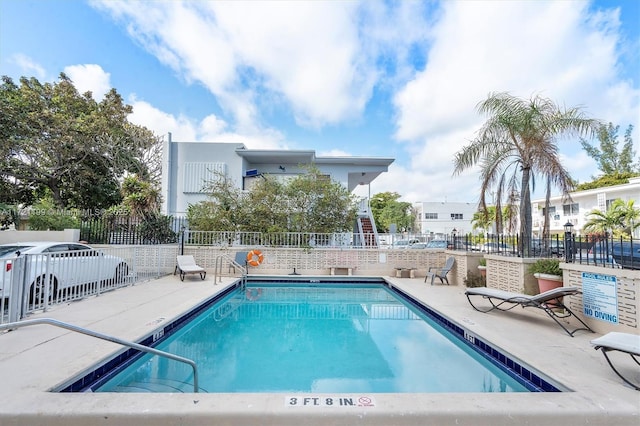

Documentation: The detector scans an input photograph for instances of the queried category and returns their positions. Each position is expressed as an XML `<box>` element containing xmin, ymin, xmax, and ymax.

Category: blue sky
<box><xmin>1</xmin><ymin>0</ymin><xmax>638</xmax><ymax>204</ymax></box>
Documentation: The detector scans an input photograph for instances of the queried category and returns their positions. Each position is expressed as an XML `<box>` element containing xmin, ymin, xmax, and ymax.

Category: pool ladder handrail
<box><xmin>214</xmin><ymin>254</ymin><xmax>247</xmax><ymax>288</ymax></box>
<box><xmin>0</xmin><ymin>318</ymin><xmax>200</xmax><ymax>393</ymax></box>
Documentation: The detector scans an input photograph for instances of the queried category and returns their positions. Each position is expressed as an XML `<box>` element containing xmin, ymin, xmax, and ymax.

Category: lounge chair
<box><xmin>229</xmin><ymin>251</ymin><xmax>248</xmax><ymax>273</ymax></box>
<box><xmin>174</xmin><ymin>255</ymin><xmax>206</xmax><ymax>281</ymax></box>
<box><xmin>425</xmin><ymin>256</ymin><xmax>455</xmax><ymax>285</ymax></box>
<box><xmin>465</xmin><ymin>286</ymin><xmax>593</xmax><ymax>336</ymax></box>
<box><xmin>591</xmin><ymin>332</ymin><xmax>640</xmax><ymax>390</ymax></box>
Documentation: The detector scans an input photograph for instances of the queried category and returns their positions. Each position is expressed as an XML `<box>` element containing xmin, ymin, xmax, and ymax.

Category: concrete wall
<box><xmin>183</xmin><ymin>247</ymin><xmax>447</xmax><ymax>279</ymax></box>
<box><xmin>485</xmin><ymin>255</ymin><xmax>540</xmax><ymax>295</ymax></box>
<box><xmin>563</xmin><ymin>263</ymin><xmax>639</xmax><ymax>335</ymax></box>
<box><xmin>480</xmin><ymin>254</ymin><xmax>639</xmax><ymax>335</ymax></box>
<box><xmin>0</xmin><ymin>229</ymin><xmax>80</xmax><ymax>244</ymax></box>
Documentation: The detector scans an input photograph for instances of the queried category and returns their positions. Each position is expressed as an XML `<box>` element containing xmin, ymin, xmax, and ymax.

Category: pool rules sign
<box><xmin>581</xmin><ymin>272</ymin><xmax>618</xmax><ymax>324</ymax></box>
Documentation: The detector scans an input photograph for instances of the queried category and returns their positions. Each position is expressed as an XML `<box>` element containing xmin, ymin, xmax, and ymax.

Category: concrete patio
<box><xmin>0</xmin><ymin>274</ymin><xmax>638</xmax><ymax>425</ymax></box>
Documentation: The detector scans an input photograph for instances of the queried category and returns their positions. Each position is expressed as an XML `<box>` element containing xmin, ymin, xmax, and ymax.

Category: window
<box><xmin>606</xmin><ymin>198</ymin><xmax>619</xmax><ymax>210</ymax></box>
<box><xmin>451</xmin><ymin>213</ymin><xmax>463</xmax><ymax>220</ymax></box>
<box><xmin>542</xmin><ymin>206</ymin><xmax>556</xmax><ymax>215</ymax></box>
<box><xmin>424</xmin><ymin>213</ymin><xmax>438</xmax><ymax>220</ymax></box>
<box><xmin>563</xmin><ymin>203</ymin><xmax>579</xmax><ymax>215</ymax></box>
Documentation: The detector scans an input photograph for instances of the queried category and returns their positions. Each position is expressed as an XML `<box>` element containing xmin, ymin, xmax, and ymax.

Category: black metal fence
<box><xmin>450</xmin><ymin>233</ymin><xmax>639</xmax><ymax>270</ymax></box>
<box><xmin>80</xmin><ymin>216</ymin><xmax>187</xmax><ymax>245</ymax></box>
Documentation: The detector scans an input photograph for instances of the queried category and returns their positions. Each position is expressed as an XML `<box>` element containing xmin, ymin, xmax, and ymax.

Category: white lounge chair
<box><xmin>425</xmin><ymin>256</ymin><xmax>455</xmax><ymax>285</ymax></box>
<box><xmin>465</xmin><ymin>286</ymin><xmax>593</xmax><ymax>336</ymax></box>
<box><xmin>174</xmin><ymin>255</ymin><xmax>206</xmax><ymax>281</ymax></box>
<box><xmin>591</xmin><ymin>332</ymin><xmax>640</xmax><ymax>390</ymax></box>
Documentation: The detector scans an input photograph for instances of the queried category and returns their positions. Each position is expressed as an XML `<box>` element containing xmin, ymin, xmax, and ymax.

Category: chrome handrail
<box><xmin>214</xmin><ymin>254</ymin><xmax>247</xmax><ymax>284</ymax></box>
<box><xmin>0</xmin><ymin>318</ymin><xmax>199</xmax><ymax>393</ymax></box>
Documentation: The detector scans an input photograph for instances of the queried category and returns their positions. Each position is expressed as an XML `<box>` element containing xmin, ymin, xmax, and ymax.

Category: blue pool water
<box><xmin>78</xmin><ymin>281</ymin><xmax>560</xmax><ymax>393</ymax></box>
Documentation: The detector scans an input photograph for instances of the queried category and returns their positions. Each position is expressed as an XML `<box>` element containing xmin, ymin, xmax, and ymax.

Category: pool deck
<box><xmin>0</xmin><ymin>274</ymin><xmax>638</xmax><ymax>425</ymax></box>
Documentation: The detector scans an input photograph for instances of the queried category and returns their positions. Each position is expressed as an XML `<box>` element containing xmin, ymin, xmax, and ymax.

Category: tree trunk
<box><xmin>520</xmin><ymin>167</ymin><xmax>532</xmax><ymax>256</ymax></box>
<box><xmin>543</xmin><ymin>177</ymin><xmax>551</xmax><ymax>241</ymax></box>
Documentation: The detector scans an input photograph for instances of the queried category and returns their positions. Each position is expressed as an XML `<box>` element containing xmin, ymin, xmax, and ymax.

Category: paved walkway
<box><xmin>0</xmin><ymin>274</ymin><xmax>638</xmax><ymax>425</ymax></box>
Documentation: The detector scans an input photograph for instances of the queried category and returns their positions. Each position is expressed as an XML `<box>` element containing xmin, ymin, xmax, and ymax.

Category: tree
<box><xmin>471</xmin><ymin>207</ymin><xmax>494</xmax><ymax>233</ymax></box>
<box><xmin>282</xmin><ymin>166</ymin><xmax>357</xmax><ymax>233</ymax></box>
<box><xmin>370</xmin><ymin>192</ymin><xmax>414</xmax><ymax>233</ymax></box>
<box><xmin>580</xmin><ymin>123</ymin><xmax>637</xmax><ymax>177</ymax></box>
<box><xmin>187</xmin><ymin>171</ymin><xmax>247</xmax><ymax>232</ymax></box>
<box><xmin>0</xmin><ymin>74</ymin><xmax>159</xmax><ymax>210</ymax></box>
<box><xmin>453</xmin><ymin>92</ymin><xmax>599</xmax><ymax>255</ymax></box>
<box><xmin>575</xmin><ymin>172</ymin><xmax>640</xmax><ymax>191</ymax></box>
<box><xmin>583</xmin><ymin>199</ymin><xmax>640</xmax><ymax>238</ymax></box>
<box><xmin>187</xmin><ymin>167</ymin><xmax>357</xmax><ymax>234</ymax></box>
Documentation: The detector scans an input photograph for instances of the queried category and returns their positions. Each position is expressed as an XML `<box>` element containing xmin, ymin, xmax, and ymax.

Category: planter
<box><xmin>477</xmin><ymin>265</ymin><xmax>486</xmax><ymax>277</ymax></box>
<box><xmin>534</xmin><ymin>273</ymin><xmax>563</xmax><ymax>293</ymax></box>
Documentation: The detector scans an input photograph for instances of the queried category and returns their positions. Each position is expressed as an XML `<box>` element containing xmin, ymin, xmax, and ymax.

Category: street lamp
<box><xmin>451</xmin><ymin>228</ymin><xmax>458</xmax><ymax>250</ymax></box>
<box><xmin>564</xmin><ymin>221</ymin><xmax>574</xmax><ymax>262</ymax></box>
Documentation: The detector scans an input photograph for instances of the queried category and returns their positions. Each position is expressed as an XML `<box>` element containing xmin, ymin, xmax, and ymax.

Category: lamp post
<box><xmin>564</xmin><ymin>222</ymin><xmax>574</xmax><ymax>262</ymax></box>
<box><xmin>451</xmin><ymin>228</ymin><xmax>458</xmax><ymax>250</ymax></box>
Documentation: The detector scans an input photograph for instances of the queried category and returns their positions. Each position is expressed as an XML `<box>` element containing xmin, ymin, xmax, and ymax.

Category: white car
<box><xmin>0</xmin><ymin>242</ymin><xmax>128</xmax><ymax>303</ymax></box>
<box><xmin>391</xmin><ymin>239</ymin><xmax>421</xmax><ymax>249</ymax></box>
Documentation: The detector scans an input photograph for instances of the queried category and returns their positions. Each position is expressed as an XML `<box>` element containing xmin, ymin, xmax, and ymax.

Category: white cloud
<box><xmin>64</xmin><ymin>64</ymin><xmax>112</xmax><ymax>101</ymax></box>
<box><xmin>389</xmin><ymin>0</ymin><xmax>640</xmax><ymax>203</ymax></box>
<box><xmin>318</xmin><ymin>149</ymin><xmax>353</xmax><ymax>157</ymax></box>
<box><xmin>10</xmin><ymin>54</ymin><xmax>46</xmax><ymax>79</ymax></box>
<box><xmin>91</xmin><ymin>1</ymin><xmax>431</xmax><ymax>129</ymax></box>
<box><xmin>90</xmin><ymin>0</ymin><xmax>638</xmax><ymax>205</ymax></box>
<box><xmin>127</xmin><ymin>96</ymin><xmax>284</xmax><ymax>149</ymax></box>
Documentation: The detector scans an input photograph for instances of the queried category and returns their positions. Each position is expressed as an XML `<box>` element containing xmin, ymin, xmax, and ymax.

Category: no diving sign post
<box><xmin>581</xmin><ymin>272</ymin><xmax>618</xmax><ymax>324</ymax></box>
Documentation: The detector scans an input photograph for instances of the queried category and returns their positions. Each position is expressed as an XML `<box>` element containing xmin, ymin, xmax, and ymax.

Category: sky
<box><xmin>1</xmin><ymin>0</ymin><xmax>639</xmax><ymax>205</ymax></box>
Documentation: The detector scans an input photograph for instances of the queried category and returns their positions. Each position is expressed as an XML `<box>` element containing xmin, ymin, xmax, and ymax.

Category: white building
<box><xmin>161</xmin><ymin>134</ymin><xmax>395</xmax><ymax>216</ymax></box>
<box><xmin>413</xmin><ymin>201</ymin><xmax>478</xmax><ymax>237</ymax></box>
<box><xmin>532</xmin><ymin>176</ymin><xmax>640</xmax><ymax>237</ymax></box>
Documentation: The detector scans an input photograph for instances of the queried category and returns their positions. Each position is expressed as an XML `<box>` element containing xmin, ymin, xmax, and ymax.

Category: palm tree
<box><xmin>617</xmin><ymin>199</ymin><xmax>640</xmax><ymax>237</ymax></box>
<box><xmin>584</xmin><ymin>199</ymin><xmax>640</xmax><ymax>238</ymax></box>
<box><xmin>454</xmin><ymin>92</ymin><xmax>599</xmax><ymax>255</ymax></box>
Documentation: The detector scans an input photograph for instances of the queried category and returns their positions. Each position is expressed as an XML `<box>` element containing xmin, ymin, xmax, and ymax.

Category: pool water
<box><xmin>94</xmin><ymin>283</ymin><xmax>534</xmax><ymax>393</ymax></box>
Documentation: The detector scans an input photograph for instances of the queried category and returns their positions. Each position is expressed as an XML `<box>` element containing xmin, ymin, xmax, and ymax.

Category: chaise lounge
<box><xmin>174</xmin><ymin>255</ymin><xmax>207</xmax><ymax>281</ymax></box>
<box><xmin>591</xmin><ymin>332</ymin><xmax>640</xmax><ymax>390</ymax></box>
<box><xmin>465</xmin><ymin>286</ymin><xmax>593</xmax><ymax>336</ymax></box>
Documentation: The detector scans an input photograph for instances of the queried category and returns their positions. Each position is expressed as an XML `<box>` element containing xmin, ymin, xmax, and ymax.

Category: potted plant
<box><xmin>529</xmin><ymin>258</ymin><xmax>563</xmax><ymax>293</ymax></box>
<box><xmin>477</xmin><ymin>257</ymin><xmax>487</xmax><ymax>277</ymax></box>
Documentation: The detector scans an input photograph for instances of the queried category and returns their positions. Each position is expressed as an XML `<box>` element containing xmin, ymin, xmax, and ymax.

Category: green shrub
<box><xmin>464</xmin><ymin>270</ymin><xmax>486</xmax><ymax>288</ymax></box>
<box><xmin>529</xmin><ymin>258</ymin><xmax>561</xmax><ymax>276</ymax></box>
<box><xmin>478</xmin><ymin>257</ymin><xmax>486</xmax><ymax>266</ymax></box>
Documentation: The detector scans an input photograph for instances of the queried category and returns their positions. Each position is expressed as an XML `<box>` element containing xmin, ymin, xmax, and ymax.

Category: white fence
<box><xmin>1</xmin><ymin>245</ymin><xmax>179</xmax><ymax>325</ymax></box>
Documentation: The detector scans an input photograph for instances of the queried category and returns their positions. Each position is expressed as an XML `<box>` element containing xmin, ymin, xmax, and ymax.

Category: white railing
<box><xmin>1</xmin><ymin>245</ymin><xmax>178</xmax><ymax>325</ymax></box>
<box><xmin>183</xmin><ymin>231</ymin><xmax>353</xmax><ymax>248</ymax></box>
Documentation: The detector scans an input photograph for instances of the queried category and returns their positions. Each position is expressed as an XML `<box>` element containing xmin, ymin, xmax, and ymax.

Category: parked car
<box><xmin>476</xmin><ymin>242</ymin><xmax>513</xmax><ymax>253</ymax></box>
<box><xmin>408</xmin><ymin>242</ymin><xmax>429</xmax><ymax>249</ymax></box>
<box><xmin>0</xmin><ymin>242</ymin><xmax>129</xmax><ymax>303</ymax></box>
<box><xmin>588</xmin><ymin>241</ymin><xmax>639</xmax><ymax>270</ymax></box>
<box><xmin>391</xmin><ymin>239</ymin><xmax>421</xmax><ymax>249</ymax></box>
<box><xmin>425</xmin><ymin>240</ymin><xmax>449</xmax><ymax>248</ymax></box>
<box><xmin>532</xmin><ymin>239</ymin><xmax>565</xmax><ymax>257</ymax></box>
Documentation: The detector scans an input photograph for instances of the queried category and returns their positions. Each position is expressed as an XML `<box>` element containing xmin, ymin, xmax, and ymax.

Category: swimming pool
<box><xmin>61</xmin><ymin>278</ymin><xmax>562</xmax><ymax>393</ymax></box>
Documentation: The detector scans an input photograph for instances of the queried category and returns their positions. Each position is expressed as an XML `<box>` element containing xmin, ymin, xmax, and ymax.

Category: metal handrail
<box><xmin>214</xmin><ymin>253</ymin><xmax>247</xmax><ymax>284</ymax></box>
<box><xmin>0</xmin><ymin>318</ymin><xmax>199</xmax><ymax>393</ymax></box>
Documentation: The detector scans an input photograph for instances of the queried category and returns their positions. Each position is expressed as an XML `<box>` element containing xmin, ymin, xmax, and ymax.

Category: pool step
<box><xmin>112</xmin><ymin>377</ymin><xmax>198</xmax><ymax>393</ymax></box>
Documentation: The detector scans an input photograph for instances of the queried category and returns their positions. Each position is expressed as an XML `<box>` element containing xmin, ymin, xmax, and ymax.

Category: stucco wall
<box><xmin>563</xmin><ymin>263</ymin><xmax>639</xmax><ymax>334</ymax></box>
<box><xmin>184</xmin><ymin>247</ymin><xmax>447</xmax><ymax>278</ymax></box>
<box><xmin>484</xmin><ymin>255</ymin><xmax>539</xmax><ymax>295</ymax></box>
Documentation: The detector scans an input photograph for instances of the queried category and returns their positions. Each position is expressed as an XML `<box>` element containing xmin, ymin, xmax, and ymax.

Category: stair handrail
<box><xmin>0</xmin><ymin>318</ymin><xmax>200</xmax><ymax>393</ymax></box>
